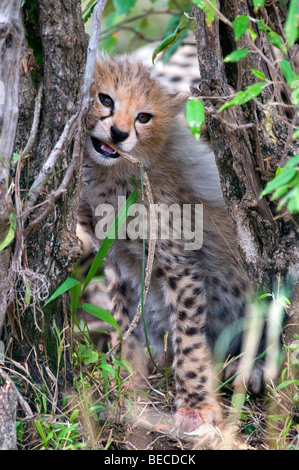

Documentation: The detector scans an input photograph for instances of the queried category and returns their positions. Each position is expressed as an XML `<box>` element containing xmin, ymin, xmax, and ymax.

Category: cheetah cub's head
<box><xmin>86</xmin><ymin>54</ymin><xmax>188</xmax><ymax>167</ymax></box>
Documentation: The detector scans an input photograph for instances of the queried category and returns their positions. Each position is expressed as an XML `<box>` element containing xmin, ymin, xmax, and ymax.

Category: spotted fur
<box><xmin>79</xmin><ymin>54</ymin><xmax>262</xmax><ymax>431</ymax></box>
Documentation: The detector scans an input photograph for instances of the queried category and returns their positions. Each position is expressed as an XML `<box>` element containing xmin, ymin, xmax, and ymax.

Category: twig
<box><xmin>100</xmin><ymin>25</ymin><xmax>159</xmax><ymax>43</ymax></box>
<box><xmin>22</xmin><ymin>82</ymin><xmax>44</xmax><ymax>159</ymax></box>
<box><xmin>100</xmin><ymin>141</ymin><xmax>157</xmax><ymax>358</ymax></box>
<box><xmin>98</xmin><ymin>9</ymin><xmax>179</xmax><ymax>40</ymax></box>
<box><xmin>0</xmin><ymin>368</ymin><xmax>33</xmax><ymax>419</ymax></box>
<box><xmin>24</xmin><ymin>124</ymin><xmax>82</xmax><ymax>239</ymax></box>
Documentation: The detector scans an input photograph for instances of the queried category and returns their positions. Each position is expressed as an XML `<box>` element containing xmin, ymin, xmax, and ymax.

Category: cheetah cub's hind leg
<box><xmin>162</xmin><ymin>265</ymin><xmax>223</xmax><ymax>432</ymax></box>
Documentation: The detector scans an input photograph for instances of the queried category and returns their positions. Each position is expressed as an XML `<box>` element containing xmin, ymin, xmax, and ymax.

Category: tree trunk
<box><xmin>0</xmin><ymin>381</ymin><xmax>17</xmax><ymax>450</ymax></box>
<box><xmin>3</xmin><ymin>0</ymin><xmax>88</xmax><ymax>383</ymax></box>
<box><xmin>192</xmin><ymin>1</ymin><xmax>299</xmax><ymax>377</ymax></box>
<box><xmin>0</xmin><ymin>0</ymin><xmax>23</xmax><ymax>335</ymax></box>
<box><xmin>193</xmin><ymin>1</ymin><xmax>299</xmax><ymax>291</ymax></box>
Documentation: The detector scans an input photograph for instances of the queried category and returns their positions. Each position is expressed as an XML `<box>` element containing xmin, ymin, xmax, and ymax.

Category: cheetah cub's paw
<box><xmin>175</xmin><ymin>401</ymin><xmax>223</xmax><ymax>433</ymax></box>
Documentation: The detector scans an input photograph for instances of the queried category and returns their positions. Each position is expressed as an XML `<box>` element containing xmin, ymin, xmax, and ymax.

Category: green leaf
<box><xmin>259</xmin><ymin>293</ymin><xmax>273</xmax><ymax>299</ymax></box>
<box><xmin>0</xmin><ymin>213</ymin><xmax>16</xmax><ymax>252</ymax></box>
<box><xmin>267</xmin><ymin>30</ymin><xmax>287</xmax><ymax>55</ymax></box>
<box><xmin>291</xmin><ymin>80</ymin><xmax>299</xmax><ymax>106</ymax></box>
<box><xmin>77</xmin><ymin>344</ymin><xmax>99</xmax><ymax>366</ymax></box>
<box><xmin>12</xmin><ymin>153</ymin><xmax>20</xmax><ymax>164</ymax></box>
<box><xmin>253</xmin><ymin>0</ymin><xmax>266</xmax><ymax>11</ymax></box>
<box><xmin>280</xmin><ymin>60</ymin><xmax>297</xmax><ymax>85</ymax></box>
<box><xmin>162</xmin><ymin>27</ymin><xmax>188</xmax><ymax>64</ymax></box>
<box><xmin>192</xmin><ymin>0</ymin><xmax>217</xmax><ymax>24</ymax></box>
<box><xmin>284</xmin><ymin>153</ymin><xmax>299</xmax><ymax>169</ymax></box>
<box><xmin>292</xmin><ymin>127</ymin><xmax>299</xmax><ymax>140</ymax></box>
<box><xmin>232</xmin><ymin>15</ymin><xmax>250</xmax><ymax>41</ymax></box>
<box><xmin>286</xmin><ymin>186</ymin><xmax>299</xmax><ymax>212</ymax></box>
<box><xmin>113</xmin><ymin>0</ymin><xmax>137</xmax><ymax>16</ymax></box>
<box><xmin>152</xmin><ymin>16</ymin><xmax>188</xmax><ymax>63</ymax></box>
<box><xmin>25</xmin><ymin>283</ymin><xmax>31</xmax><ymax>306</ymax></box>
<box><xmin>231</xmin><ymin>393</ymin><xmax>246</xmax><ymax>411</ymax></box>
<box><xmin>99</xmin><ymin>362</ymin><xmax>121</xmax><ymax>388</ymax></box>
<box><xmin>44</xmin><ymin>277</ymin><xmax>81</xmax><ymax>306</ymax></box>
<box><xmin>250</xmin><ymin>69</ymin><xmax>266</xmax><ymax>80</ymax></box>
<box><xmin>257</xmin><ymin>19</ymin><xmax>269</xmax><ymax>34</ymax></box>
<box><xmin>112</xmin><ymin>358</ymin><xmax>132</xmax><ymax>373</ymax></box>
<box><xmin>218</xmin><ymin>81</ymin><xmax>267</xmax><ymax>112</ymax></box>
<box><xmin>260</xmin><ymin>168</ymin><xmax>297</xmax><ymax>197</ymax></box>
<box><xmin>35</xmin><ymin>420</ymin><xmax>47</xmax><ymax>443</ymax></box>
<box><xmin>100</xmin><ymin>353</ymin><xmax>109</xmax><ymax>394</ymax></box>
<box><xmin>82</xmin><ymin>0</ymin><xmax>97</xmax><ymax>23</ymax></box>
<box><xmin>285</xmin><ymin>0</ymin><xmax>299</xmax><ymax>47</ymax></box>
<box><xmin>258</xmin><ymin>20</ymin><xmax>287</xmax><ymax>54</ymax></box>
<box><xmin>83</xmin><ymin>187</ymin><xmax>138</xmax><ymax>291</ymax></box>
<box><xmin>186</xmin><ymin>99</ymin><xmax>205</xmax><ymax>141</ymax></box>
<box><xmin>204</xmin><ymin>0</ymin><xmax>217</xmax><ymax>24</ymax></box>
<box><xmin>271</xmin><ymin>185</ymin><xmax>289</xmax><ymax>200</ymax></box>
<box><xmin>82</xmin><ymin>303</ymin><xmax>121</xmax><ymax>337</ymax></box>
<box><xmin>223</xmin><ymin>49</ymin><xmax>248</xmax><ymax>63</ymax></box>
<box><xmin>152</xmin><ymin>32</ymin><xmax>179</xmax><ymax>64</ymax></box>
<box><xmin>70</xmin><ymin>409</ymin><xmax>80</xmax><ymax>423</ymax></box>
<box><xmin>275</xmin><ymin>379</ymin><xmax>299</xmax><ymax>391</ymax></box>
<box><xmin>247</xmin><ymin>28</ymin><xmax>258</xmax><ymax>42</ymax></box>
<box><xmin>70</xmin><ymin>279</ymin><xmax>82</xmax><ymax>315</ymax></box>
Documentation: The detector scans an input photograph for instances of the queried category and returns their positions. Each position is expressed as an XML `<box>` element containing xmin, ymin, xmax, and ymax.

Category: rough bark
<box><xmin>0</xmin><ymin>381</ymin><xmax>17</xmax><ymax>450</ymax></box>
<box><xmin>192</xmin><ymin>1</ymin><xmax>299</xmax><ymax>382</ymax></box>
<box><xmin>4</xmin><ymin>0</ymin><xmax>88</xmax><ymax>379</ymax></box>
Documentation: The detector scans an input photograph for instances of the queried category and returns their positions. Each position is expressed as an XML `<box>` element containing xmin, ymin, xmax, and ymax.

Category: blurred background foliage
<box><xmin>82</xmin><ymin>0</ymin><xmax>192</xmax><ymax>57</ymax></box>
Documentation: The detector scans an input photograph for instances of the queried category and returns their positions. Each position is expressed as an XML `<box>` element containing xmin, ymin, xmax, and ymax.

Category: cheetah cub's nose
<box><xmin>110</xmin><ymin>125</ymin><xmax>129</xmax><ymax>143</ymax></box>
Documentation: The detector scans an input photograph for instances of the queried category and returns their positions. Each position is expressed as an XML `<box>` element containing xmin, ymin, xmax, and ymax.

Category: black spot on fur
<box><xmin>122</xmin><ymin>306</ymin><xmax>129</xmax><ymax>316</ymax></box>
<box><xmin>193</xmin><ymin>287</ymin><xmax>203</xmax><ymax>296</ymax></box>
<box><xmin>184</xmin><ymin>297</ymin><xmax>195</xmax><ymax>308</ymax></box>
<box><xmin>156</xmin><ymin>268</ymin><xmax>165</xmax><ymax>278</ymax></box>
<box><xmin>186</xmin><ymin>371</ymin><xmax>197</xmax><ymax>379</ymax></box>
<box><xmin>186</xmin><ymin>327</ymin><xmax>197</xmax><ymax>336</ymax></box>
<box><xmin>178</xmin><ymin>310</ymin><xmax>187</xmax><ymax>321</ymax></box>
<box><xmin>168</xmin><ymin>277</ymin><xmax>177</xmax><ymax>290</ymax></box>
<box><xmin>232</xmin><ymin>285</ymin><xmax>241</xmax><ymax>297</ymax></box>
<box><xmin>211</xmin><ymin>293</ymin><xmax>220</xmax><ymax>303</ymax></box>
<box><xmin>183</xmin><ymin>346</ymin><xmax>193</xmax><ymax>355</ymax></box>
<box><xmin>195</xmin><ymin>305</ymin><xmax>205</xmax><ymax>315</ymax></box>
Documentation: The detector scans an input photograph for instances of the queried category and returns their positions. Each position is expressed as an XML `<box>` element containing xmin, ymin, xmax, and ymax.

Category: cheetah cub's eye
<box><xmin>99</xmin><ymin>94</ymin><xmax>114</xmax><ymax>108</ymax></box>
<box><xmin>137</xmin><ymin>113</ymin><xmax>152</xmax><ymax>124</ymax></box>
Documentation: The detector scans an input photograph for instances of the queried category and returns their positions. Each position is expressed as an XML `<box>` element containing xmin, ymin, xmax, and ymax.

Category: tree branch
<box><xmin>0</xmin><ymin>0</ymin><xmax>23</xmax><ymax>332</ymax></box>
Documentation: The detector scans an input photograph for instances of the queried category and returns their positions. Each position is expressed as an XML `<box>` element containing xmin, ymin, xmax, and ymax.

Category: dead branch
<box><xmin>0</xmin><ymin>380</ymin><xmax>17</xmax><ymax>450</ymax></box>
<box><xmin>95</xmin><ymin>140</ymin><xmax>157</xmax><ymax>358</ymax></box>
<box><xmin>0</xmin><ymin>0</ymin><xmax>24</xmax><ymax>332</ymax></box>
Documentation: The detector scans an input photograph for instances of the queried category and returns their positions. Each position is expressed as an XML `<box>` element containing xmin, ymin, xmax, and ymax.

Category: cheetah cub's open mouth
<box><xmin>91</xmin><ymin>136</ymin><xmax>120</xmax><ymax>159</ymax></box>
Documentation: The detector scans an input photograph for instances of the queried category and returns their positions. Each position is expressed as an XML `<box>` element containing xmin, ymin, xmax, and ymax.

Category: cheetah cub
<box><xmin>79</xmin><ymin>55</ymin><xmax>259</xmax><ymax>432</ymax></box>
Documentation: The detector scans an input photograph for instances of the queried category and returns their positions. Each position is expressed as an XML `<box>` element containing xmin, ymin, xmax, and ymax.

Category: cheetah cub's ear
<box><xmin>169</xmin><ymin>92</ymin><xmax>189</xmax><ymax>115</ymax></box>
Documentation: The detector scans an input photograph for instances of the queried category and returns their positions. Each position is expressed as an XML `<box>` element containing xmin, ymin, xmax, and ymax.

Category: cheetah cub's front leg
<box><xmin>164</xmin><ymin>270</ymin><xmax>223</xmax><ymax>432</ymax></box>
<box><xmin>105</xmin><ymin>261</ymin><xmax>149</xmax><ymax>388</ymax></box>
